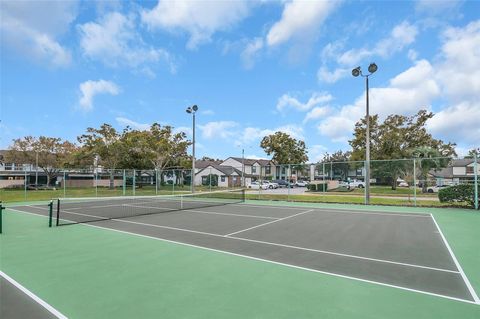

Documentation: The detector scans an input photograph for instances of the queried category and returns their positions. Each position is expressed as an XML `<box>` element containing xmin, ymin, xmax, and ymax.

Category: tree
<box><xmin>260</xmin><ymin>132</ymin><xmax>308</xmax><ymax>164</ymax></box>
<box><xmin>320</xmin><ymin>150</ymin><xmax>352</xmax><ymax>180</ymax></box>
<box><xmin>77</xmin><ymin>124</ymin><xmax>124</xmax><ymax>188</ymax></box>
<box><xmin>5</xmin><ymin>136</ymin><xmax>76</xmax><ymax>185</ymax></box>
<box><xmin>466</xmin><ymin>148</ymin><xmax>480</xmax><ymax>159</ymax></box>
<box><xmin>349</xmin><ymin>110</ymin><xmax>456</xmax><ymax>189</ymax></box>
<box><xmin>412</xmin><ymin>146</ymin><xmax>452</xmax><ymax>193</ymax></box>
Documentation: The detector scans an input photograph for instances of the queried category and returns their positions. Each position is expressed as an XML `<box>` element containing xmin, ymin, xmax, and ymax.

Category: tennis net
<box><xmin>55</xmin><ymin>189</ymin><xmax>245</xmax><ymax>226</ymax></box>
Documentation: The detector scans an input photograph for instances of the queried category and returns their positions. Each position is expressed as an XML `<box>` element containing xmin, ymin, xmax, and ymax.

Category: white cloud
<box><xmin>416</xmin><ymin>0</ymin><xmax>462</xmax><ymax>14</ymax></box>
<box><xmin>436</xmin><ymin>21</ymin><xmax>480</xmax><ymax>101</ymax></box>
<box><xmin>407</xmin><ymin>49</ymin><xmax>418</xmax><ymax>61</ymax></box>
<box><xmin>0</xmin><ymin>1</ymin><xmax>77</xmax><ymax>67</ymax></box>
<box><xmin>141</xmin><ymin>0</ymin><xmax>251</xmax><ymax>49</ymax></box>
<box><xmin>317</xmin><ymin>59</ymin><xmax>440</xmax><ymax>142</ymax></box>
<box><xmin>79</xmin><ymin>80</ymin><xmax>120</xmax><ymax>111</ymax></box>
<box><xmin>338</xmin><ymin>21</ymin><xmax>418</xmax><ymax>66</ymax></box>
<box><xmin>317</xmin><ymin>66</ymin><xmax>349</xmax><ymax>83</ymax></box>
<box><xmin>309</xmin><ymin>144</ymin><xmax>329</xmax><ymax>162</ymax></box>
<box><xmin>199</xmin><ymin>121</ymin><xmax>238</xmax><ymax>139</ymax></box>
<box><xmin>241</xmin><ymin>37</ymin><xmax>264</xmax><ymax>69</ymax></box>
<box><xmin>266</xmin><ymin>0</ymin><xmax>339</xmax><ymax>47</ymax></box>
<box><xmin>116</xmin><ymin>117</ymin><xmax>150</xmax><ymax>130</ymax></box>
<box><xmin>276</xmin><ymin>92</ymin><xmax>333</xmax><ymax>112</ymax></box>
<box><xmin>242</xmin><ymin>125</ymin><xmax>305</xmax><ymax>144</ymax></box>
<box><xmin>427</xmin><ymin>102</ymin><xmax>480</xmax><ymax>146</ymax></box>
<box><xmin>79</xmin><ymin>12</ymin><xmax>176</xmax><ymax>73</ymax></box>
<box><xmin>304</xmin><ymin>107</ymin><xmax>331</xmax><ymax>123</ymax></box>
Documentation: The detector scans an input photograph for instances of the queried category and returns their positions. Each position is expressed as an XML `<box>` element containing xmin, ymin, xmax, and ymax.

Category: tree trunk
<box><xmin>109</xmin><ymin>170</ymin><xmax>114</xmax><ymax>189</ymax></box>
<box><xmin>391</xmin><ymin>173</ymin><xmax>397</xmax><ymax>190</ymax></box>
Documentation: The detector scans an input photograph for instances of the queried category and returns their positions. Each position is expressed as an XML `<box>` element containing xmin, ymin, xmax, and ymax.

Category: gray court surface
<box><xmin>11</xmin><ymin>201</ymin><xmax>478</xmax><ymax>303</ymax></box>
<box><xmin>0</xmin><ymin>276</ymin><xmax>58</xmax><ymax>319</ymax></box>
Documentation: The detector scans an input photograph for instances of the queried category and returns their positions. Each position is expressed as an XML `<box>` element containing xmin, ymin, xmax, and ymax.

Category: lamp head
<box><xmin>186</xmin><ymin>107</ymin><xmax>192</xmax><ymax>114</ymax></box>
<box><xmin>352</xmin><ymin>67</ymin><xmax>361</xmax><ymax>77</ymax></box>
<box><xmin>368</xmin><ymin>63</ymin><xmax>378</xmax><ymax>74</ymax></box>
<box><xmin>192</xmin><ymin>104</ymin><xmax>198</xmax><ymax>112</ymax></box>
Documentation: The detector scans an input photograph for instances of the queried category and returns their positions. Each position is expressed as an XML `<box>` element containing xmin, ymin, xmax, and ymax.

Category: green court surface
<box><xmin>1</xmin><ymin>201</ymin><xmax>479</xmax><ymax>318</ymax></box>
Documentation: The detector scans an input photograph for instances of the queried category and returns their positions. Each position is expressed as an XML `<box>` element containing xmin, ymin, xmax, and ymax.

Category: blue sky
<box><xmin>1</xmin><ymin>0</ymin><xmax>479</xmax><ymax>161</ymax></box>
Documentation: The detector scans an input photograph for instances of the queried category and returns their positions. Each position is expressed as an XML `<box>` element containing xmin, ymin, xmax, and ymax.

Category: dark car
<box><xmin>27</xmin><ymin>184</ymin><xmax>56</xmax><ymax>190</ymax></box>
<box><xmin>272</xmin><ymin>179</ymin><xmax>294</xmax><ymax>188</ymax></box>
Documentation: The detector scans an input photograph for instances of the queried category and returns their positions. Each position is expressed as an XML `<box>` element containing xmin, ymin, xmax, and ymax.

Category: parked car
<box><xmin>348</xmin><ymin>179</ymin><xmax>365</xmax><ymax>188</ymax></box>
<box><xmin>247</xmin><ymin>181</ymin><xmax>269</xmax><ymax>190</ymax></box>
<box><xmin>262</xmin><ymin>180</ymin><xmax>278</xmax><ymax>189</ymax></box>
<box><xmin>295</xmin><ymin>180</ymin><xmax>309</xmax><ymax>187</ymax></box>
<box><xmin>398</xmin><ymin>181</ymin><xmax>409</xmax><ymax>187</ymax></box>
<box><xmin>272</xmin><ymin>179</ymin><xmax>294</xmax><ymax>188</ymax></box>
<box><xmin>426</xmin><ymin>185</ymin><xmax>449</xmax><ymax>193</ymax></box>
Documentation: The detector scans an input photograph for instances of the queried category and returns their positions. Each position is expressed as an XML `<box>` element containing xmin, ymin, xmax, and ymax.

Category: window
<box><xmin>265</xmin><ymin>166</ymin><xmax>271</xmax><ymax>174</ymax></box>
<box><xmin>356</xmin><ymin>169</ymin><xmax>363</xmax><ymax>176</ymax></box>
<box><xmin>466</xmin><ymin>166</ymin><xmax>474</xmax><ymax>174</ymax></box>
<box><xmin>221</xmin><ymin>176</ymin><xmax>226</xmax><ymax>182</ymax></box>
<box><xmin>252</xmin><ymin>166</ymin><xmax>257</xmax><ymax>174</ymax></box>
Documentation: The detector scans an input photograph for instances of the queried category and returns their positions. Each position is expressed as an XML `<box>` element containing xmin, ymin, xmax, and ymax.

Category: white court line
<box><xmin>125</xmin><ymin>204</ymin><xmax>279</xmax><ymax>220</ymax></box>
<box><xmin>0</xmin><ymin>270</ymin><xmax>68</xmax><ymax>319</ymax></box>
<box><xmin>234</xmin><ymin>203</ymin><xmax>430</xmax><ymax>218</ymax></box>
<box><xmin>225</xmin><ymin>209</ymin><xmax>315</xmax><ymax>236</ymax></box>
<box><xmin>6</xmin><ymin>207</ymin><xmax>476</xmax><ymax>305</ymax></box>
<box><xmin>430</xmin><ymin>214</ymin><xmax>480</xmax><ymax>304</ymax></box>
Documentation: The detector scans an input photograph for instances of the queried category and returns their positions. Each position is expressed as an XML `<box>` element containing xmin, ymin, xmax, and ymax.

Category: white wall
<box><xmin>221</xmin><ymin>158</ymin><xmax>251</xmax><ymax>174</ymax></box>
<box><xmin>194</xmin><ymin>167</ymin><xmax>230</xmax><ymax>187</ymax></box>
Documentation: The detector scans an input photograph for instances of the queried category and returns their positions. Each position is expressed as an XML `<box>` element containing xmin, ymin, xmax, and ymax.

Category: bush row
<box><xmin>438</xmin><ymin>184</ymin><xmax>479</xmax><ymax>208</ymax></box>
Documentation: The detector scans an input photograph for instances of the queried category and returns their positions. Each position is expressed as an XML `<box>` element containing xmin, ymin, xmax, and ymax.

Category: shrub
<box><xmin>307</xmin><ymin>183</ymin><xmax>327</xmax><ymax>192</ymax></box>
<box><xmin>438</xmin><ymin>184</ymin><xmax>478</xmax><ymax>208</ymax></box>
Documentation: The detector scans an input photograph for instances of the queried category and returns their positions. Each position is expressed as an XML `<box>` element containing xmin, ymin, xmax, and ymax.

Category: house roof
<box><xmin>195</xmin><ymin>160</ymin><xmax>222</xmax><ymax>169</ymax></box>
<box><xmin>428</xmin><ymin>159</ymin><xmax>479</xmax><ymax>178</ymax></box>
<box><xmin>197</xmin><ymin>164</ymin><xmax>245</xmax><ymax>176</ymax></box>
<box><xmin>224</xmin><ymin>157</ymin><xmax>274</xmax><ymax>166</ymax></box>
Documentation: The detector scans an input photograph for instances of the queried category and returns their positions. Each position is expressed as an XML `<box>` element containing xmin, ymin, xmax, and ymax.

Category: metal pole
<box><xmin>24</xmin><ymin>170</ymin><xmax>27</xmax><ymax>200</ymax></box>
<box><xmin>287</xmin><ymin>164</ymin><xmax>291</xmax><ymax>201</ymax></box>
<box><xmin>242</xmin><ymin>149</ymin><xmax>245</xmax><ymax>187</ymax></box>
<box><xmin>413</xmin><ymin>158</ymin><xmax>417</xmax><ymax>207</ymax></box>
<box><xmin>192</xmin><ymin>112</ymin><xmax>196</xmax><ymax>193</ymax></box>
<box><xmin>35</xmin><ymin>151</ymin><xmax>38</xmax><ymax>185</ymax></box>
<box><xmin>155</xmin><ymin>169</ymin><xmax>158</xmax><ymax>195</ymax></box>
<box><xmin>123</xmin><ymin>169</ymin><xmax>126</xmax><ymax>196</ymax></box>
<box><xmin>365</xmin><ymin>75</ymin><xmax>371</xmax><ymax>205</ymax></box>
<box><xmin>323</xmin><ymin>162</ymin><xmax>326</xmax><ymax>196</ymax></box>
<box><xmin>63</xmin><ymin>170</ymin><xmax>66</xmax><ymax>198</ymax></box>
<box><xmin>133</xmin><ymin>169</ymin><xmax>136</xmax><ymax>196</ymax></box>
<box><xmin>474</xmin><ymin>153</ymin><xmax>478</xmax><ymax>210</ymax></box>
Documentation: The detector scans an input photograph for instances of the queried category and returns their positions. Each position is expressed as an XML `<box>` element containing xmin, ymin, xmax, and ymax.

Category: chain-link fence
<box><xmin>0</xmin><ymin>155</ymin><xmax>478</xmax><ymax>209</ymax></box>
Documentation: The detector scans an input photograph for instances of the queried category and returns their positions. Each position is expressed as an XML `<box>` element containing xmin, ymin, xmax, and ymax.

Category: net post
<box><xmin>56</xmin><ymin>199</ymin><xmax>60</xmax><ymax>226</ymax></box>
<box><xmin>474</xmin><ymin>153</ymin><xmax>478</xmax><ymax>210</ymax></box>
<box><xmin>48</xmin><ymin>200</ymin><xmax>53</xmax><ymax>228</ymax></box>
<box><xmin>0</xmin><ymin>201</ymin><xmax>4</xmax><ymax>234</ymax></box>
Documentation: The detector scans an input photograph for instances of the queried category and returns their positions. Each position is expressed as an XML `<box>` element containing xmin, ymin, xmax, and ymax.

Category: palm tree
<box><xmin>412</xmin><ymin>147</ymin><xmax>451</xmax><ymax>193</ymax></box>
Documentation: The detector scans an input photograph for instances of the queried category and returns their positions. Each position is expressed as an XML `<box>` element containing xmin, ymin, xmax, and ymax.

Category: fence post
<box><xmin>287</xmin><ymin>164</ymin><xmax>291</xmax><ymax>202</ymax></box>
<box><xmin>413</xmin><ymin>158</ymin><xmax>417</xmax><ymax>207</ymax></box>
<box><xmin>63</xmin><ymin>170</ymin><xmax>66</xmax><ymax>198</ymax></box>
<box><xmin>133</xmin><ymin>169</ymin><xmax>136</xmax><ymax>196</ymax></box>
<box><xmin>323</xmin><ymin>162</ymin><xmax>326</xmax><ymax>196</ymax></box>
<box><xmin>122</xmin><ymin>169</ymin><xmax>126</xmax><ymax>196</ymax></box>
<box><xmin>155</xmin><ymin>169</ymin><xmax>158</xmax><ymax>195</ymax></box>
<box><xmin>474</xmin><ymin>153</ymin><xmax>478</xmax><ymax>210</ymax></box>
<box><xmin>24</xmin><ymin>170</ymin><xmax>27</xmax><ymax>201</ymax></box>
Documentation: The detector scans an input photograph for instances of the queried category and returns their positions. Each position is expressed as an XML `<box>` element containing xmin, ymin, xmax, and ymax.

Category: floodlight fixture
<box><xmin>368</xmin><ymin>63</ymin><xmax>378</xmax><ymax>74</ymax></box>
<box><xmin>352</xmin><ymin>67</ymin><xmax>361</xmax><ymax>77</ymax></box>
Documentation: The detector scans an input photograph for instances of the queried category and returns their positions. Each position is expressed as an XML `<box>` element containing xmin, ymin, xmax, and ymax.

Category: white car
<box><xmin>295</xmin><ymin>180</ymin><xmax>309</xmax><ymax>187</ymax></box>
<box><xmin>348</xmin><ymin>180</ymin><xmax>365</xmax><ymax>188</ymax></box>
<box><xmin>247</xmin><ymin>181</ymin><xmax>269</xmax><ymax>190</ymax></box>
<box><xmin>426</xmin><ymin>185</ymin><xmax>449</xmax><ymax>193</ymax></box>
<box><xmin>398</xmin><ymin>181</ymin><xmax>409</xmax><ymax>187</ymax></box>
<box><xmin>262</xmin><ymin>180</ymin><xmax>278</xmax><ymax>189</ymax></box>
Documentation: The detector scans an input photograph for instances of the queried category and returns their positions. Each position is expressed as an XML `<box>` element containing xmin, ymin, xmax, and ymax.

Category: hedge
<box><xmin>438</xmin><ymin>184</ymin><xmax>479</xmax><ymax>208</ymax></box>
<box><xmin>307</xmin><ymin>183</ymin><xmax>327</xmax><ymax>192</ymax></box>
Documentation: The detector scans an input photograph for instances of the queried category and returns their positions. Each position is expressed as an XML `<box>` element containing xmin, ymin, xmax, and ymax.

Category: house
<box><xmin>429</xmin><ymin>159</ymin><xmax>480</xmax><ymax>185</ymax></box>
<box><xmin>220</xmin><ymin>157</ymin><xmax>276</xmax><ymax>180</ymax></box>
<box><xmin>194</xmin><ymin>165</ymin><xmax>244</xmax><ymax>187</ymax></box>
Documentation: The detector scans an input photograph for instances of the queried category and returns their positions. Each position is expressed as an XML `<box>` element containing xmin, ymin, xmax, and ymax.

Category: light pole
<box><xmin>352</xmin><ymin>62</ymin><xmax>378</xmax><ymax>205</ymax></box>
<box><xmin>186</xmin><ymin>105</ymin><xmax>198</xmax><ymax>193</ymax></box>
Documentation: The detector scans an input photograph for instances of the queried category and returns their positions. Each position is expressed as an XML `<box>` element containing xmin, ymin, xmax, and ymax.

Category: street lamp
<box><xmin>186</xmin><ymin>105</ymin><xmax>198</xmax><ymax>193</ymax></box>
<box><xmin>352</xmin><ymin>62</ymin><xmax>377</xmax><ymax>205</ymax></box>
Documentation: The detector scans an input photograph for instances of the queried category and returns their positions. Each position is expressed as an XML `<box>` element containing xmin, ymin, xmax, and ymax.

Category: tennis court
<box><xmin>2</xmin><ymin>188</ymin><xmax>478</xmax><ymax>319</ymax></box>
